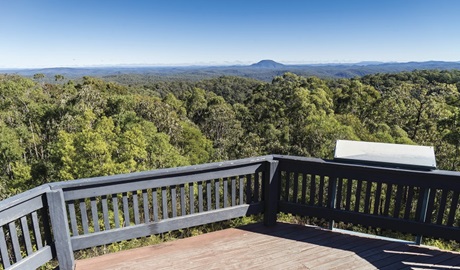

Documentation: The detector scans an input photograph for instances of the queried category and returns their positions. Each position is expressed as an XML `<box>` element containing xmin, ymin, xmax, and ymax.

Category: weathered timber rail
<box><xmin>0</xmin><ymin>155</ymin><xmax>459</xmax><ymax>269</ymax></box>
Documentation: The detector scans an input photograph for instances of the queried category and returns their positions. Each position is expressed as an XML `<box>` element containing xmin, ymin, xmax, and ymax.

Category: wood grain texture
<box><xmin>75</xmin><ymin>222</ymin><xmax>460</xmax><ymax>270</ymax></box>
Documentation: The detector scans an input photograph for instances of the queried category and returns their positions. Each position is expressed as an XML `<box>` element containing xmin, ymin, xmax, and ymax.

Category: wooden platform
<box><xmin>76</xmin><ymin>222</ymin><xmax>460</xmax><ymax>270</ymax></box>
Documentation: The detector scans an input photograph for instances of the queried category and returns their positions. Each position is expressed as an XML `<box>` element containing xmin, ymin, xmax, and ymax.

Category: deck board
<box><xmin>75</xmin><ymin>222</ymin><xmax>460</xmax><ymax>270</ymax></box>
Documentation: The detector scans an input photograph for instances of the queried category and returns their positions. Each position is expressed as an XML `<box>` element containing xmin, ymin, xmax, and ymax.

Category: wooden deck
<box><xmin>75</xmin><ymin>222</ymin><xmax>460</xmax><ymax>270</ymax></box>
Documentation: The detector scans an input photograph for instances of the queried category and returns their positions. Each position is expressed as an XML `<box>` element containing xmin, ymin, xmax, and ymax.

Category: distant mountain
<box><xmin>2</xmin><ymin>60</ymin><xmax>460</xmax><ymax>82</ymax></box>
<box><xmin>250</xmin><ymin>60</ymin><xmax>285</xmax><ymax>68</ymax></box>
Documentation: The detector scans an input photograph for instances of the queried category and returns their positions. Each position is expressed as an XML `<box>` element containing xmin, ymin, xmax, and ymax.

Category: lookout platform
<box><xmin>75</xmin><ymin>222</ymin><xmax>460</xmax><ymax>270</ymax></box>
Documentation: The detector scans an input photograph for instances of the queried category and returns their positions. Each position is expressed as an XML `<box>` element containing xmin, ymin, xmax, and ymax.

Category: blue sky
<box><xmin>1</xmin><ymin>0</ymin><xmax>459</xmax><ymax>68</ymax></box>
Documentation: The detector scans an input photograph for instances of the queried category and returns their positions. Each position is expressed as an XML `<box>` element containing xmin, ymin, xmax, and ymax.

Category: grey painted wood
<box><xmin>152</xmin><ymin>188</ymin><xmax>158</xmax><ymax>222</ymax></box>
<box><xmin>232</xmin><ymin>177</ymin><xmax>236</xmax><ymax>206</ymax></box>
<box><xmin>383</xmin><ymin>184</ymin><xmax>392</xmax><ymax>216</ymax></box>
<box><xmin>239</xmin><ymin>177</ymin><xmax>244</xmax><ymax>205</ymax></box>
<box><xmin>301</xmin><ymin>173</ymin><xmax>307</xmax><ymax>204</ymax></box>
<box><xmin>46</xmin><ymin>190</ymin><xmax>74</xmax><ymax>270</ymax></box>
<box><xmin>254</xmin><ymin>172</ymin><xmax>260</xmax><ymax>202</ymax></box>
<box><xmin>447</xmin><ymin>191</ymin><xmax>459</xmax><ymax>226</ymax></box>
<box><xmin>404</xmin><ymin>186</ymin><xmax>415</xmax><ymax>219</ymax></box>
<box><xmin>70</xmin><ymin>203</ymin><xmax>263</xmax><ymax>250</ymax></box>
<box><xmin>68</xmin><ymin>202</ymin><xmax>79</xmax><ymax>236</ymax></box>
<box><xmin>180</xmin><ymin>184</ymin><xmax>185</xmax><ymax>216</ymax></box>
<box><xmin>264</xmin><ymin>160</ymin><xmax>279</xmax><ymax>226</ymax></box>
<box><xmin>318</xmin><ymin>175</ymin><xmax>325</xmax><ymax>206</ymax></box>
<box><xmin>133</xmin><ymin>191</ymin><xmax>140</xmax><ymax>225</ymax></box>
<box><xmin>0</xmin><ymin>185</ymin><xmax>49</xmax><ymax>214</ymax></box>
<box><xmin>354</xmin><ymin>179</ymin><xmax>362</xmax><ymax>212</ymax></box>
<box><xmin>9</xmin><ymin>221</ymin><xmax>22</xmax><ymax>262</ymax></box>
<box><xmin>0</xmin><ymin>195</ymin><xmax>44</xmax><ymax>226</ymax></box>
<box><xmin>336</xmin><ymin>177</ymin><xmax>343</xmax><ymax>208</ymax></box>
<box><xmin>53</xmin><ymin>156</ymin><xmax>271</xmax><ymax>191</ymax></box>
<box><xmin>206</xmin><ymin>180</ymin><xmax>212</xmax><ymax>211</ymax></box>
<box><xmin>310</xmin><ymin>174</ymin><xmax>317</xmax><ymax>205</ymax></box>
<box><xmin>62</xmin><ymin>164</ymin><xmax>263</xmax><ymax>201</ymax></box>
<box><xmin>0</xmin><ymin>226</ymin><xmax>11</xmax><ymax>268</ymax></box>
<box><xmin>198</xmin><ymin>182</ymin><xmax>203</xmax><ymax>212</ymax></box>
<box><xmin>122</xmin><ymin>192</ymin><xmax>130</xmax><ymax>226</ymax></box>
<box><xmin>6</xmin><ymin>246</ymin><xmax>52</xmax><ymax>270</ymax></box>
<box><xmin>79</xmin><ymin>199</ymin><xmax>89</xmax><ymax>234</ymax></box>
<box><xmin>189</xmin><ymin>183</ymin><xmax>194</xmax><ymax>214</ymax></box>
<box><xmin>416</xmin><ymin>188</ymin><xmax>431</xmax><ymax>245</ymax></box>
<box><xmin>425</xmin><ymin>188</ymin><xmax>437</xmax><ymax>223</ymax></box>
<box><xmin>142</xmin><ymin>190</ymin><xmax>149</xmax><ymax>223</ymax></box>
<box><xmin>223</xmin><ymin>178</ymin><xmax>228</xmax><ymax>208</ymax></box>
<box><xmin>246</xmin><ymin>174</ymin><xmax>252</xmax><ymax>203</ymax></box>
<box><xmin>161</xmin><ymin>187</ymin><xmax>168</xmax><ymax>219</ymax></box>
<box><xmin>364</xmin><ymin>181</ymin><xmax>372</xmax><ymax>214</ymax></box>
<box><xmin>112</xmin><ymin>196</ymin><xmax>120</xmax><ymax>228</ymax></box>
<box><xmin>373</xmin><ymin>182</ymin><xmax>382</xmax><ymax>215</ymax></box>
<box><xmin>215</xmin><ymin>180</ymin><xmax>220</xmax><ymax>209</ymax></box>
<box><xmin>101</xmin><ymin>195</ymin><xmax>110</xmax><ymax>230</ymax></box>
<box><xmin>393</xmin><ymin>184</ymin><xmax>403</xmax><ymax>218</ymax></box>
<box><xmin>31</xmin><ymin>211</ymin><xmax>43</xmax><ymax>249</ymax></box>
<box><xmin>171</xmin><ymin>186</ymin><xmax>177</xmax><ymax>218</ymax></box>
<box><xmin>437</xmin><ymin>189</ymin><xmax>448</xmax><ymax>225</ymax></box>
<box><xmin>90</xmin><ymin>197</ymin><xmax>100</xmax><ymax>232</ymax></box>
<box><xmin>345</xmin><ymin>178</ymin><xmax>352</xmax><ymax>211</ymax></box>
<box><xmin>292</xmin><ymin>172</ymin><xmax>298</xmax><ymax>203</ymax></box>
<box><xmin>20</xmin><ymin>216</ymin><xmax>33</xmax><ymax>255</ymax></box>
<box><xmin>327</xmin><ymin>176</ymin><xmax>338</xmax><ymax>230</ymax></box>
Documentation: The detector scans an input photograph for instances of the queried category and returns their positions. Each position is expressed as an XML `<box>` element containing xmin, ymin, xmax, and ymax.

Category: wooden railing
<box><xmin>1</xmin><ymin>155</ymin><xmax>459</xmax><ymax>270</ymax></box>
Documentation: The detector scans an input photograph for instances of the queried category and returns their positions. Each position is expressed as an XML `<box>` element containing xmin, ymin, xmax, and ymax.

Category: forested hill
<box><xmin>3</xmin><ymin>60</ymin><xmax>460</xmax><ymax>82</ymax></box>
<box><xmin>1</xmin><ymin>69</ymin><xmax>460</xmax><ymax>200</ymax></box>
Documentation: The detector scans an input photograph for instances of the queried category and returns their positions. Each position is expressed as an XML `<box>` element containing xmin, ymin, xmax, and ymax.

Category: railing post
<box><xmin>327</xmin><ymin>176</ymin><xmax>338</xmax><ymax>230</ymax></box>
<box><xmin>415</xmin><ymin>188</ymin><xmax>431</xmax><ymax>245</ymax></box>
<box><xmin>264</xmin><ymin>160</ymin><xmax>279</xmax><ymax>226</ymax></box>
<box><xmin>47</xmin><ymin>190</ymin><xmax>75</xmax><ymax>270</ymax></box>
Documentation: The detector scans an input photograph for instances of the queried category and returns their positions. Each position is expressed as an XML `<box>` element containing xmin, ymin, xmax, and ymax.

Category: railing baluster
<box><xmin>310</xmin><ymin>174</ymin><xmax>317</xmax><ymax>205</ymax></box>
<box><xmin>171</xmin><ymin>186</ymin><xmax>177</xmax><ymax>218</ymax></box>
<box><xmin>436</xmin><ymin>189</ymin><xmax>449</xmax><ymax>225</ymax></box>
<box><xmin>425</xmin><ymin>188</ymin><xmax>437</xmax><ymax>223</ymax></box>
<box><xmin>162</xmin><ymin>187</ymin><xmax>168</xmax><ymax>219</ymax></box>
<box><xmin>254</xmin><ymin>172</ymin><xmax>260</xmax><ymax>202</ymax></box>
<box><xmin>239</xmin><ymin>177</ymin><xmax>244</xmax><ymax>205</ymax></box>
<box><xmin>383</xmin><ymin>183</ymin><xmax>393</xmax><ymax>216</ymax></box>
<box><xmin>223</xmin><ymin>178</ymin><xmax>228</xmax><ymax>208</ymax></box>
<box><xmin>122</xmin><ymin>192</ymin><xmax>130</xmax><ymax>226</ymax></box>
<box><xmin>246</xmin><ymin>174</ymin><xmax>252</xmax><ymax>203</ymax></box>
<box><xmin>133</xmin><ymin>191</ymin><xmax>140</xmax><ymax>224</ymax></box>
<box><xmin>404</xmin><ymin>186</ymin><xmax>415</xmax><ymax>219</ymax></box>
<box><xmin>232</xmin><ymin>177</ymin><xmax>236</xmax><ymax>206</ymax></box>
<box><xmin>180</xmin><ymin>184</ymin><xmax>186</xmax><ymax>216</ymax></box>
<box><xmin>152</xmin><ymin>188</ymin><xmax>159</xmax><ymax>222</ymax></box>
<box><xmin>90</xmin><ymin>197</ymin><xmax>100</xmax><ymax>232</ymax></box>
<box><xmin>318</xmin><ymin>175</ymin><xmax>325</xmax><ymax>206</ymax></box>
<box><xmin>206</xmin><ymin>180</ymin><xmax>212</xmax><ymax>211</ymax></box>
<box><xmin>68</xmin><ymin>201</ymin><xmax>79</xmax><ymax>236</ymax></box>
<box><xmin>345</xmin><ymin>178</ymin><xmax>352</xmax><ymax>211</ymax></box>
<box><xmin>354</xmin><ymin>179</ymin><xmax>362</xmax><ymax>212</ymax></box>
<box><xmin>293</xmin><ymin>172</ymin><xmax>299</xmax><ymax>203</ymax></box>
<box><xmin>20</xmin><ymin>216</ymin><xmax>33</xmax><ymax>255</ymax></box>
<box><xmin>8</xmin><ymin>222</ymin><xmax>22</xmax><ymax>262</ymax></box>
<box><xmin>0</xmin><ymin>226</ymin><xmax>10</xmax><ymax>268</ymax></box>
<box><xmin>394</xmin><ymin>185</ymin><xmax>404</xmax><ymax>218</ymax></box>
<box><xmin>447</xmin><ymin>191</ymin><xmax>459</xmax><ymax>226</ymax></box>
<box><xmin>101</xmin><ymin>195</ymin><xmax>110</xmax><ymax>230</ymax></box>
<box><xmin>364</xmin><ymin>181</ymin><xmax>372</xmax><ymax>214</ymax></box>
<box><xmin>336</xmin><ymin>177</ymin><xmax>343</xmax><ymax>209</ymax></box>
<box><xmin>189</xmin><ymin>183</ymin><xmax>195</xmax><ymax>214</ymax></box>
<box><xmin>284</xmin><ymin>172</ymin><xmax>290</xmax><ymax>202</ymax></box>
<box><xmin>215</xmin><ymin>179</ymin><xmax>220</xmax><ymax>209</ymax></box>
<box><xmin>31</xmin><ymin>211</ymin><xmax>43</xmax><ymax>249</ymax></box>
<box><xmin>373</xmin><ymin>182</ymin><xmax>382</xmax><ymax>215</ymax></box>
<box><xmin>301</xmin><ymin>173</ymin><xmax>307</xmax><ymax>204</ymax></box>
<box><xmin>198</xmin><ymin>181</ymin><xmax>204</xmax><ymax>213</ymax></box>
<box><xmin>142</xmin><ymin>190</ymin><xmax>149</xmax><ymax>223</ymax></box>
<box><xmin>112</xmin><ymin>196</ymin><xmax>120</xmax><ymax>228</ymax></box>
<box><xmin>80</xmin><ymin>199</ymin><xmax>89</xmax><ymax>234</ymax></box>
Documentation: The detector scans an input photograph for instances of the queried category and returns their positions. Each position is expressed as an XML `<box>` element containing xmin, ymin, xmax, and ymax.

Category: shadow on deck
<box><xmin>75</xmin><ymin>222</ymin><xmax>460</xmax><ymax>270</ymax></box>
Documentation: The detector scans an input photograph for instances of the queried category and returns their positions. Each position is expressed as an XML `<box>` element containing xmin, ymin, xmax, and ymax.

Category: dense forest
<box><xmin>1</xmin><ymin>70</ymin><xmax>460</xmax><ymax>200</ymax></box>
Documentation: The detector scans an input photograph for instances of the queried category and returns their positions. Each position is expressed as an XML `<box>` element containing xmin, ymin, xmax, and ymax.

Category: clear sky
<box><xmin>1</xmin><ymin>0</ymin><xmax>459</xmax><ymax>68</ymax></box>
